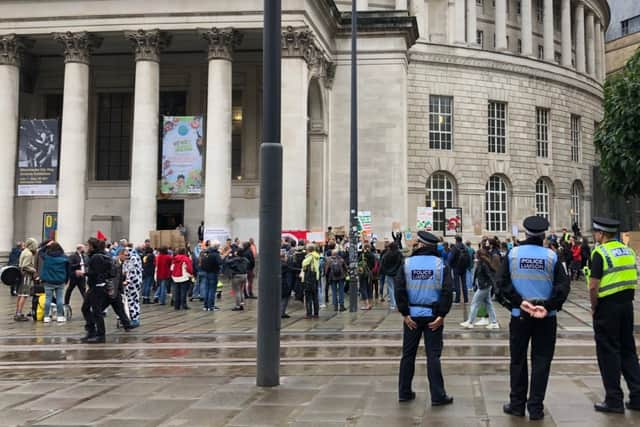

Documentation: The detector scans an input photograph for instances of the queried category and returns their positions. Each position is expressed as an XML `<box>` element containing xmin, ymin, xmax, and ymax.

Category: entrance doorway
<box><xmin>157</xmin><ymin>200</ymin><xmax>184</xmax><ymax>230</ymax></box>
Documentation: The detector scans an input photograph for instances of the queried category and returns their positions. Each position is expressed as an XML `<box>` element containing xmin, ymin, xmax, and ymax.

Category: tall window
<box><xmin>429</xmin><ymin>96</ymin><xmax>453</xmax><ymax>150</ymax></box>
<box><xmin>571</xmin><ymin>181</ymin><xmax>583</xmax><ymax>227</ymax></box>
<box><xmin>538</xmin><ymin>45</ymin><xmax>544</xmax><ymax>59</ymax></box>
<box><xmin>488</xmin><ymin>101</ymin><xmax>507</xmax><ymax>153</ymax></box>
<box><xmin>485</xmin><ymin>175</ymin><xmax>508</xmax><ymax>232</ymax></box>
<box><xmin>517</xmin><ymin>39</ymin><xmax>522</xmax><ymax>54</ymax></box>
<box><xmin>477</xmin><ymin>0</ymin><xmax>484</xmax><ymax>5</ymax></box>
<box><xmin>477</xmin><ymin>30</ymin><xmax>484</xmax><ymax>47</ymax></box>
<box><xmin>536</xmin><ymin>107</ymin><xmax>549</xmax><ymax>158</ymax></box>
<box><xmin>535</xmin><ymin>178</ymin><xmax>550</xmax><ymax>220</ymax></box>
<box><xmin>96</xmin><ymin>93</ymin><xmax>133</xmax><ymax>181</ymax></box>
<box><xmin>516</xmin><ymin>1</ymin><xmax>521</xmax><ymax>15</ymax></box>
<box><xmin>571</xmin><ymin>114</ymin><xmax>581</xmax><ymax>162</ymax></box>
<box><xmin>536</xmin><ymin>0</ymin><xmax>543</xmax><ymax>23</ymax></box>
<box><xmin>232</xmin><ymin>90</ymin><xmax>243</xmax><ymax>179</ymax></box>
<box><xmin>426</xmin><ymin>173</ymin><xmax>455</xmax><ymax>232</ymax></box>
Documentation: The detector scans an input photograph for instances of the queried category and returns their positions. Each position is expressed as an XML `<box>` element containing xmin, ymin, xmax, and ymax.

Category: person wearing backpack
<box><xmin>450</xmin><ymin>236</ymin><xmax>470</xmax><ymax>304</ymax></box>
<box><xmin>460</xmin><ymin>245</ymin><xmax>499</xmax><ymax>329</ymax></box>
<box><xmin>301</xmin><ymin>244</ymin><xmax>321</xmax><ymax>318</ymax></box>
<box><xmin>325</xmin><ymin>249</ymin><xmax>347</xmax><ymax>312</ymax></box>
<box><xmin>381</xmin><ymin>242</ymin><xmax>403</xmax><ymax>311</ymax></box>
<box><xmin>200</xmin><ymin>241</ymin><xmax>222</xmax><ymax>311</ymax></box>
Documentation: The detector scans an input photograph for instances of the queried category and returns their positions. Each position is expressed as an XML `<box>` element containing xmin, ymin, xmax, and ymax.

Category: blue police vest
<box><xmin>404</xmin><ymin>255</ymin><xmax>444</xmax><ymax>317</ymax></box>
<box><xmin>508</xmin><ymin>245</ymin><xmax>557</xmax><ymax>317</ymax></box>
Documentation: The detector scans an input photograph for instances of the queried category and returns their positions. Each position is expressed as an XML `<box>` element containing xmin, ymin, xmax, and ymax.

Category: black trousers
<box><xmin>304</xmin><ymin>285</ymin><xmax>319</xmax><ymax>316</ymax></box>
<box><xmin>174</xmin><ymin>282</ymin><xmax>189</xmax><ymax>309</ymax></box>
<box><xmin>509</xmin><ymin>314</ymin><xmax>557</xmax><ymax>415</ymax></box>
<box><xmin>65</xmin><ymin>277</ymin><xmax>86</xmax><ymax>305</ymax></box>
<box><xmin>83</xmin><ymin>287</ymin><xmax>131</xmax><ymax>337</ymax></box>
<box><xmin>398</xmin><ymin>317</ymin><xmax>447</xmax><ymax>402</ymax></box>
<box><xmin>594</xmin><ymin>299</ymin><xmax>640</xmax><ymax>407</ymax></box>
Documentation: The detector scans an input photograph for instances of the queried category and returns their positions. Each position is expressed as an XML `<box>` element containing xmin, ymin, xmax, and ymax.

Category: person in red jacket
<box><xmin>154</xmin><ymin>246</ymin><xmax>173</xmax><ymax>305</ymax></box>
<box><xmin>171</xmin><ymin>248</ymin><xmax>194</xmax><ymax>310</ymax></box>
<box><xmin>569</xmin><ymin>237</ymin><xmax>582</xmax><ymax>280</ymax></box>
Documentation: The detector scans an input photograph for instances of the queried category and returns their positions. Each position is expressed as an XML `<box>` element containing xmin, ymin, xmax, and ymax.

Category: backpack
<box><xmin>456</xmin><ymin>246</ymin><xmax>470</xmax><ymax>271</ymax></box>
<box><xmin>200</xmin><ymin>249</ymin><xmax>218</xmax><ymax>273</ymax></box>
<box><xmin>329</xmin><ymin>257</ymin><xmax>344</xmax><ymax>280</ymax></box>
<box><xmin>303</xmin><ymin>264</ymin><xmax>318</xmax><ymax>290</ymax></box>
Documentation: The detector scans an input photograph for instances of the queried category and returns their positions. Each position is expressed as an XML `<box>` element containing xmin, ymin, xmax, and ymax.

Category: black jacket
<box><xmin>240</xmin><ymin>248</ymin><xmax>255</xmax><ymax>271</ymax></box>
<box><xmin>395</xmin><ymin>246</ymin><xmax>454</xmax><ymax>318</ymax></box>
<box><xmin>201</xmin><ymin>248</ymin><xmax>223</xmax><ymax>274</ymax></box>
<box><xmin>68</xmin><ymin>252</ymin><xmax>89</xmax><ymax>284</ymax></box>
<box><xmin>225</xmin><ymin>255</ymin><xmax>249</xmax><ymax>275</ymax></box>
<box><xmin>495</xmin><ymin>237</ymin><xmax>570</xmax><ymax>312</ymax></box>
<box><xmin>474</xmin><ymin>257</ymin><xmax>495</xmax><ymax>290</ymax></box>
<box><xmin>380</xmin><ymin>249</ymin><xmax>403</xmax><ymax>277</ymax></box>
<box><xmin>449</xmin><ymin>243</ymin><xmax>468</xmax><ymax>273</ymax></box>
<box><xmin>87</xmin><ymin>250</ymin><xmax>114</xmax><ymax>288</ymax></box>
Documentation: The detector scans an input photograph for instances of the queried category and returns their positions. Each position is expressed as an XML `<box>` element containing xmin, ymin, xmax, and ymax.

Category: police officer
<box><xmin>496</xmin><ymin>216</ymin><xmax>570</xmax><ymax>421</ymax></box>
<box><xmin>588</xmin><ymin>217</ymin><xmax>640</xmax><ymax>413</ymax></box>
<box><xmin>395</xmin><ymin>231</ymin><xmax>454</xmax><ymax>405</ymax></box>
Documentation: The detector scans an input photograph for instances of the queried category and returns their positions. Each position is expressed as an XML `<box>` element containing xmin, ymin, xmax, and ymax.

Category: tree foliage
<box><xmin>594</xmin><ymin>48</ymin><xmax>640</xmax><ymax>198</ymax></box>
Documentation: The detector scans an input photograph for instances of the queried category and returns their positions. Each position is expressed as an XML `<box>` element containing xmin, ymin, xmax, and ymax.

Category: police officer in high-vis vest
<box><xmin>496</xmin><ymin>216</ymin><xmax>570</xmax><ymax>421</ymax></box>
<box><xmin>395</xmin><ymin>231</ymin><xmax>454</xmax><ymax>405</ymax></box>
<box><xmin>588</xmin><ymin>217</ymin><xmax>640</xmax><ymax>414</ymax></box>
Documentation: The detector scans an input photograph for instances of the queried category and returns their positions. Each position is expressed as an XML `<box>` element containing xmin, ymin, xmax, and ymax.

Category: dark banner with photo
<box><xmin>17</xmin><ymin>119</ymin><xmax>60</xmax><ymax>196</ymax></box>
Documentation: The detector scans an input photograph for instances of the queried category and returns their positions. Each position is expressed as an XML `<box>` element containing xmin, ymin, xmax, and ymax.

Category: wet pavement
<box><xmin>0</xmin><ymin>282</ymin><xmax>638</xmax><ymax>426</ymax></box>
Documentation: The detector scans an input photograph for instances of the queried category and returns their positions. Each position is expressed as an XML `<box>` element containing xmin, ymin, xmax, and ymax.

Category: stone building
<box><xmin>0</xmin><ymin>0</ymin><xmax>609</xmax><ymax>253</ymax></box>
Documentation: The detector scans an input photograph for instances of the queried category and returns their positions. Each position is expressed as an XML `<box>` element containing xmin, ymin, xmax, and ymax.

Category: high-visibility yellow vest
<box><xmin>591</xmin><ymin>241</ymin><xmax>637</xmax><ymax>298</ymax></box>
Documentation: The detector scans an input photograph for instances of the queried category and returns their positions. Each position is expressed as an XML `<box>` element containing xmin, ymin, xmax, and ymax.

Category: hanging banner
<box><xmin>42</xmin><ymin>212</ymin><xmax>58</xmax><ymax>242</ymax></box>
<box><xmin>444</xmin><ymin>207</ymin><xmax>463</xmax><ymax>237</ymax></box>
<box><xmin>203</xmin><ymin>228</ymin><xmax>231</xmax><ymax>245</ymax></box>
<box><xmin>416</xmin><ymin>207</ymin><xmax>434</xmax><ymax>231</ymax></box>
<box><xmin>17</xmin><ymin>119</ymin><xmax>60</xmax><ymax>196</ymax></box>
<box><xmin>358</xmin><ymin>211</ymin><xmax>372</xmax><ymax>236</ymax></box>
<box><xmin>160</xmin><ymin>116</ymin><xmax>204</xmax><ymax>194</ymax></box>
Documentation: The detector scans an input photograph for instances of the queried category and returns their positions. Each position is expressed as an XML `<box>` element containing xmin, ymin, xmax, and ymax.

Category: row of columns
<box><xmin>0</xmin><ymin>26</ymin><xmax>330</xmax><ymax>251</ymax></box>
<box><xmin>389</xmin><ymin>0</ymin><xmax>606</xmax><ymax>81</ymax></box>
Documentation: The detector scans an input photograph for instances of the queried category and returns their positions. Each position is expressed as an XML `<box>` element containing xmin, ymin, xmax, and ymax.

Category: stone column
<box><xmin>281</xmin><ymin>27</ymin><xmax>311</xmax><ymax>230</ymax></box>
<box><xmin>0</xmin><ymin>35</ymin><xmax>28</xmax><ymax>252</ymax></box>
<box><xmin>600</xmin><ymin>27</ymin><xmax>607</xmax><ymax>80</ymax></box>
<box><xmin>585</xmin><ymin>10</ymin><xmax>595</xmax><ymax>76</ymax></box>
<box><xmin>410</xmin><ymin>0</ymin><xmax>428</xmax><ymax>40</ymax></box>
<box><xmin>53</xmin><ymin>32</ymin><xmax>101</xmax><ymax>252</ymax></box>
<box><xmin>396</xmin><ymin>0</ymin><xmax>408</xmax><ymax>9</ymax></box>
<box><xmin>594</xmin><ymin>19</ymin><xmax>602</xmax><ymax>80</ymax></box>
<box><xmin>575</xmin><ymin>1</ymin><xmax>586</xmax><ymax>73</ymax></box>
<box><xmin>543</xmin><ymin>0</ymin><xmax>554</xmax><ymax>61</ymax></box>
<box><xmin>495</xmin><ymin>0</ymin><xmax>507</xmax><ymax>50</ymax></box>
<box><xmin>521</xmin><ymin>0</ymin><xmax>533</xmax><ymax>56</ymax></box>
<box><xmin>455</xmin><ymin>0</ymin><xmax>466</xmax><ymax>44</ymax></box>
<box><xmin>125</xmin><ymin>30</ymin><xmax>170</xmax><ymax>244</ymax></box>
<box><xmin>467</xmin><ymin>0</ymin><xmax>478</xmax><ymax>46</ymax></box>
<box><xmin>199</xmin><ymin>28</ymin><xmax>242</xmax><ymax>233</ymax></box>
<box><xmin>448</xmin><ymin>1</ymin><xmax>456</xmax><ymax>44</ymax></box>
<box><xmin>357</xmin><ymin>0</ymin><xmax>369</xmax><ymax>10</ymax></box>
<box><xmin>561</xmin><ymin>0</ymin><xmax>572</xmax><ymax>66</ymax></box>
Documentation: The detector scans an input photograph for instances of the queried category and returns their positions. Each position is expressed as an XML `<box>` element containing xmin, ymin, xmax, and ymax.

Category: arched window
<box><xmin>426</xmin><ymin>173</ymin><xmax>455</xmax><ymax>232</ymax></box>
<box><xmin>571</xmin><ymin>181</ymin><xmax>583</xmax><ymax>228</ymax></box>
<box><xmin>535</xmin><ymin>178</ymin><xmax>550</xmax><ymax>220</ymax></box>
<box><xmin>485</xmin><ymin>175</ymin><xmax>508</xmax><ymax>232</ymax></box>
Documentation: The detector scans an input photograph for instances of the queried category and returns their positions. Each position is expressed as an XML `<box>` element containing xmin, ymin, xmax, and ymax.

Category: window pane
<box><xmin>429</xmin><ymin>96</ymin><xmax>453</xmax><ymax>150</ymax></box>
<box><xmin>96</xmin><ymin>93</ymin><xmax>133</xmax><ymax>181</ymax></box>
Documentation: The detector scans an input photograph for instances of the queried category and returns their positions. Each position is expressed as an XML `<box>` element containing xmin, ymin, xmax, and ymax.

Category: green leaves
<box><xmin>595</xmin><ymin>48</ymin><xmax>640</xmax><ymax>198</ymax></box>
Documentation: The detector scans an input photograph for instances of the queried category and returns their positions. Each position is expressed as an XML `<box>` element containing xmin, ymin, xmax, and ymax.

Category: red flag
<box><xmin>96</xmin><ymin>230</ymin><xmax>107</xmax><ymax>241</ymax></box>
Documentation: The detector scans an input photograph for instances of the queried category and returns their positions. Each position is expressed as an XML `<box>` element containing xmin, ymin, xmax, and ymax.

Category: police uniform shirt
<box><xmin>590</xmin><ymin>251</ymin><xmax>635</xmax><ymax>303</ymax></box>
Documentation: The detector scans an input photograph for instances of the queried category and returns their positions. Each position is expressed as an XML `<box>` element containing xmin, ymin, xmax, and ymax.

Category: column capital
<box><xmin>125</xmin><ymin>29</ymin><xmax>171</xmax><ymax>62</ymax></box>
<box><xmin>199</xmin><ymin>28</ymin><xmax>243</xmax><ymax>61</ymax></box>
<box><xmin>0</xmin><ymin>34</ymin><xmax>33</xmax><ymax>67</ymax></box>
<box><xmin>281</xmin><ymin>26</ymin><xmax>335</xmax><ymax>88</ymax></box>
<box><xmin>53</xmin><ymin>31</ymin><xmax>102</xmax><ymax>65</ymax></box>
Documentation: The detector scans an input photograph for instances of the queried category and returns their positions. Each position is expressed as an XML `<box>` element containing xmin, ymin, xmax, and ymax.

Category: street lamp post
<box><xmin>256</xmin><ymin>0</ymin><xmax>282</xmax><ymax>387</ymax></box>
<box><xmin>348</xmin><ymin>1</ymin><xmax>360</xmax><ymax>313</ymax></box>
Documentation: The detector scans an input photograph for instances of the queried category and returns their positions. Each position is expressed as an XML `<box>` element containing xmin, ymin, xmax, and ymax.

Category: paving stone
<box><xmin>226</xmin><ymin>404</ymin><xmax>298</xmax><ymax>426</ymax></box>
<box><xmin>113</xmin><ymin>399</ymin><xmax>194</xmax><ymax>420</ymax></box>
<box><xmin>33</xmin><ymin>407</ymin><xmax>114</xmax><ymax>426</ymax></box>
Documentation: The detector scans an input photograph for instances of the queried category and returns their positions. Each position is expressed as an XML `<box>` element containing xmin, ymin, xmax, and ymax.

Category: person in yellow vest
<box><xmin>589</xmin><ymin>217</ymin><xmax>640</xmax><ymax>414</ymax></box>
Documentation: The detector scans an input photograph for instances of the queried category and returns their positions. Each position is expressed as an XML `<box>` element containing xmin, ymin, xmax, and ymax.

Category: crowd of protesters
<box><xmin>4</xmin><ymin>222</ymin><xmax>589</xmax><ymax>340</ymax></box>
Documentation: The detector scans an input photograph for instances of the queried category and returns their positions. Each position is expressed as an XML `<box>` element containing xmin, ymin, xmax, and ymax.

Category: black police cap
<box><xmin>417</xmin><ymin>231</ymin><xmax>439</xmax><ymax>245</ymax></box>
<box><xmin>523</xmin><ymin>216</ymin><xmax>549</xmax><ymax>236</ymax></box>
<box><xmin>592</xmin><ymin>216</ymin><xmax>620</xmax><ymax>233</ymax></box>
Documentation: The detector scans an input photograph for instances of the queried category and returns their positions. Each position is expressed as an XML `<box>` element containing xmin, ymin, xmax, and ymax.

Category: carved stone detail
<box><xmin>281</xmin><ymin>26</ymin><xmax>335</xmax><ymax>89</ymax></box>
<box><xmin>124</xmin><ymin>29</ymin><xmax>171</xmax><ymax>62</ymax></box>
<box><xmin>0</xmin><ymin>34</ymin><xmax>33</xmax><ymax>67</ymax></box>
<box><xmin>53</xmin><ymin>31</ymin><xmax>102</xmax><ymax>65</ymax></box>
<box><xmin>199</xmin><ymin>28</ymin><xmax>243</xmax><ymax>61</ymax></box>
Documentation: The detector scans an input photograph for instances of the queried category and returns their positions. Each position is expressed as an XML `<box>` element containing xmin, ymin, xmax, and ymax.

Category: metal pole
<box><xmin>348</xmin><ymin>2</ymin><xmax>360</xmax><ymax>313</ymax></box>
<box><xmin>257</xmin><ymin>0</ymin><xmax>282</xmax><ymax>387</ymax></box>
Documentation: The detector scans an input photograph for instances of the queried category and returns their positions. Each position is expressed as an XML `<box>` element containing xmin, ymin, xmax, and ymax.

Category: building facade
<box><xmin>0</xmin><ymin>0</ymin><xmax>608</xmax><ymax>253</ymax></box>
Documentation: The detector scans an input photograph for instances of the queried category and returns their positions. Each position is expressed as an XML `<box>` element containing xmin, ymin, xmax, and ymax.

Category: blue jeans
<box><xmin>380</xmin><ymin>274</ymin><xmax>386</xmax><ymax>298</ymax></box>
<box><xmin>204</xmin><ymin>273</ymin><xmax>218</xmax><ymax>310</ymax></box>
<box><xmin>318</xmin><ymin>276</ymin><xmax>324</xmax><ymax>304</ymax></box>
<box><xmin>465</xmin><ymin>270</ymin><xmax>474</xmax><ymax>290</ymax></box>
<box><xmin>155</xmin><ymin>279</ymin><xmax>169</xmax><ymax>305</ymax></box>
<box><xmin>330</xmin><ymin>280</ymin><xmax>344</xmax><ymax>306</ymax></box>
<box><xmin>385</xmin><ymin>275</ymin><xmax>397</xmax><ymax>309</ymax></box>
<box><xmin>44</xmin><ymin>283</ymin><xmax>64</xmax><ymax>318</ymax></box>
<box><xmin>142</xmin><ymin>276</ymin><xmax>154</xmax><ymax>300</ymax></box>
<box><xmin>467</xmin><ymin>287</ymin><xmax>497</xmax><ymax>324</ymax></box>
<box><xmin>194</xmin><ymin>272</ymin><xmax>206</xmax><ymax>299</ymax></box>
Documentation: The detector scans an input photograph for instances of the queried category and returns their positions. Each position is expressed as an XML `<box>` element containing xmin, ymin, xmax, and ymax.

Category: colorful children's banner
<box><xmin>17</xmin><ymin>119</ymin><xmax>60</xmax><ymax>196</ymax></box>
<box><xmin>358</xmin><ymin>211</ymin><xmax>372</xmax><ymax>235</ymax></box>
<box><xmin>160</xmin><ymin>116</ymin><xmax>204</xmax><ymax>194</ymax></box>
<box><xmin>444</xmin><ymin>207</ymin><xmax>463</xmax><ymax>236</ymax></box>
<box><xmin>416</xmin><ymin>207</ymin><xmax>434</xmax><ymax>231</ymax></box>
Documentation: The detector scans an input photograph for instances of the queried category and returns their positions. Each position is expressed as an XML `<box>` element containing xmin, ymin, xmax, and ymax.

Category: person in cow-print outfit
<box><xmin>123</xmin><ymin>246</ymin><xmax>143</xmax><ymax>326</ymax></box>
